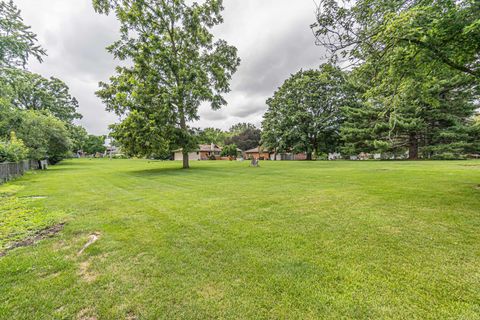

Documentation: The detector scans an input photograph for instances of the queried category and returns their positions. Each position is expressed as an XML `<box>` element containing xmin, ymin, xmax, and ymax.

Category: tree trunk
<box><xmin>179</xmin><ymin>107</ymin><xmax>189</xmax><ymax>169</ymax></box>
<box><xmin>306</xmin><ymin>152</ymin><xmax>313</xmax><ymax>161</ymax></box>
<box><xmin>182</xmin><ymin>151</ymin><xmax>189</xmax><ymax>169</ymax></box>
<box><xmin>408</xmin><ymin>133</ymin><xmax>419</xmax><ymax>160</ymax></box>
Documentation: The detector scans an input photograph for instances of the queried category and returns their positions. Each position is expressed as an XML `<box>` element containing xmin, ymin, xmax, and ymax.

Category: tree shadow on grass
<box><xmin>126</xmin><ymin>165</ymin><xmax>221</xmax><ymax>178</ymax></box>
<box><xmin>55</xmin><ymin>160</ymin><xmax>82</xmax><ymax>167</ymax></box>
<box><xmin>48</xmin><ymin>166</ymin><xmax>83</xmax><ymax>172</ymax></box>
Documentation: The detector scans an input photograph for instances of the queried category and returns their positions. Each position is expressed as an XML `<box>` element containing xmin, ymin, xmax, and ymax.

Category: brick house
<box><xmin>244</xmin><ymin>147</ymin><xmax>271</xmax><ymax>160</ymax></box>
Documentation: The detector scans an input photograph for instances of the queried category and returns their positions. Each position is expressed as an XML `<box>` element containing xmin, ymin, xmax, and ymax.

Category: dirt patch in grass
<box><xmin>78</xmin><ymin>260</ymin><xmax>98</xmax><ymax>283</ymax></box>
<box><xmin>126</xmin><ymin>312</ymin><xmax>138</xmax><ymax>320</ymax></box>
<box><xmin>197</xmin><ymin>283</ymin><xmax>224</xmax><ymax>301</ymax></box>
<box><xmin>0</xmin><ymin>223</ymin><xmax>65</xmax><ymax>258</ymax></box>
<box><xmin>76</xmin><ymin>308</ymin><xmax>97</xmax><ymax>320</ymax></box>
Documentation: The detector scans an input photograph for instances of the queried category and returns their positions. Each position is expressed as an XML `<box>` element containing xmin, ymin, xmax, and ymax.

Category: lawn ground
<box><xmin>1</xmin><ymin>159</ymin><xmax>480</xmax><ymax>319</ymax></box>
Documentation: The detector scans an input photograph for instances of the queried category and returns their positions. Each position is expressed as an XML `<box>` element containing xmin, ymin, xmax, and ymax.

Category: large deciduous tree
<box><xmin>225</xmin><ymin>123</ymin><xmax>261</xmax><ymax>151</ymax></box>
<box><xmin>262</xmin><ymin>64</ymin><xmax>352</xmax><ymax>160</ymax></box>
<box><xmin>3</xmin><ymin>69</ymin><xmax>82</xmax><ymax>123</ymax></box>
<box><xmin>196</xmin><ymin>127</ymin><xmax>229</xmax><ymax>146</ymax></box>
<box><xmin>83</xmin><ymin>135</ymin><xmax>106</xmax><ymax>155</ymax></box>
<box><xmin>108</xmin><ymin>110</ymin><xmax>173</xmax><ymax>159</ymax></box>
<box><xmin>93</xmin><ymin>0</ymin><xmax>240</xmax><ymax>168</ymax></box>
<box><xmin>0</xmin><ymin>0</ymin><xmax>46</xmax><ymax>112</ymax></box>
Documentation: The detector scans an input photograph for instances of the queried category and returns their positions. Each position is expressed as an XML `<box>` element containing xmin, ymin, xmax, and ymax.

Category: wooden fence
<box><xmin>0</xmin><ymin>160</ymin><xmax>40</xmax><ymax>184</ymax></box>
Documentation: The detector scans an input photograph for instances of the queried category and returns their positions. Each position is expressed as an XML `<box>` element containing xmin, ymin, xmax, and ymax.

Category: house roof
<box><xmin>244</xmin><ymin>147</ymin><xmax>269</xmax><ymax>153</ymax></box>
<box><xmin>174</xmin><ymin>144</ymin><xmax>222</xmax><ymax>153</ymax></box>
<box><xmin>198</xmin><ymin>144</ymin><xmax>222</xmax><ymax>152</ymax></box>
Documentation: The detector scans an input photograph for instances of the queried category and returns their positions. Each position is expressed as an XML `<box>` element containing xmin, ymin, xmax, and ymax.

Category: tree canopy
<box><xmin>3</xmin><ymin>69</ymin><xmax>82</xmax><ymax>122</ymax></box>
<box><xmin>225</xmin><ymin>124</ymin><xmax>261</xmax><ymax>151</ymax></box>
<box><xmin>341</xmin><ymin>63</ymin><xmax>479</xmax><ymax>159</ymax></box>
<box><xmin>196</xmin><ymin>127</ymin><xmax>229</xmax><ymax>146</ymax></box>
<box><xmin>83</xmin><ymin>135</ymin><xmax>106</xmax><ymax>155</ymax></box>
<box><xmin>312</xmin><ymin>0</ymin><xmax>480</xmax><ymax>78</ymax></box>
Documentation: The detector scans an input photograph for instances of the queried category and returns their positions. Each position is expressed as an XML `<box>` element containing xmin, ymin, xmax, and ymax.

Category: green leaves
<box><xmin>83</xmin><ymin>135</ymin><xmax>106</xmax><ymax>155</ymax></box>
<box><xmin>5</xmin><ymin>110</ymin><xmax>72</xmax><ymax>162</ymax></box>
<box><xmin>0</xmin><ymin>131</ymin><xmax>28</xmax><ymax>162</ymax></box>
<box><xmin>0</xmin><ymin>0</ymin><xmax>46</xmax><ymax>68</ymax></box>
<box><xmin>225</xmin><ymin>124</ymin><xmax>261</xmax><ymax>151</ymax></box>
<box><xmin>313</xmin><ymin>0</ymin><xmax>480</xmax><ymax>78</ymax></box>
<box><xmin>221</xmin><ymin>144</ymin><xmax>238</xmax><ymax>157</ymax></box>
<box><xmin>0</xmin><ymin>68</ymin><xmax>81</xmax><ymax>123</ymax></box>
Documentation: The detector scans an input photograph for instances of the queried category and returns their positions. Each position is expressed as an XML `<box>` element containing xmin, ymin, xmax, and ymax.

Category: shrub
<box><xmin>0</xmin><ymin>132</ymin><xmax>29</xmax><ymax>163</ymax></box>
<box><xmin>16</xmin><ymin>111</ymin><xmax>71</xmax><ymax>163</ymax></box>
<box><xmin>431</xmin><ymin>153</ymin><xmax>466</xmax><ymax>160</ymax></box>
<box><xmin>316</xmin><ymin>153</ymin><xmax>328</xmax><ymax>160</ymax></box>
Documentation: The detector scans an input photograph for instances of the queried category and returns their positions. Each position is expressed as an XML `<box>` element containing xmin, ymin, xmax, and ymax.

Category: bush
<box><xmin>0</xmin><ymin>132</ymin><xmax>29</xmax><ymax>163</ymax></box>
<box><xmin>316</xmin><ymin>153</ymin><xmax>328</xmax><ymax>160</ymax></box>
<box><xmin>431</xmin><ymin>152</ymin><xmax>466</xmax><ymax>160</ymax></box>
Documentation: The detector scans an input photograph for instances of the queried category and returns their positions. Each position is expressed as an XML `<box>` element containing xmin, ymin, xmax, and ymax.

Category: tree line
<box><xmin>0</xmin><ymin>1</ymin><xmax>106</xmax><ymax>163</ymax></box>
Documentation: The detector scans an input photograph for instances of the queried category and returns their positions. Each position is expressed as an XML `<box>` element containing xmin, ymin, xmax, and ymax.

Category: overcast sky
<box><xmin>15</xmin><ymin>0</ymin><xmax>325</xmax><ymax>135</ymax></box>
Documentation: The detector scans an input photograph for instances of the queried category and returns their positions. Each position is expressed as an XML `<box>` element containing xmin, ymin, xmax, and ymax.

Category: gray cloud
<box><xmin>15</xmin><ymin>0</ymin><xmax>324</xmax><ymax>134</ymax></box>
<box><xmin>196</xmin><ymin>0</ymin><xmax>326</xmax><ymax>129</ymax></box>
<box><xmin>15</xmin><ymin>0</ymin><xmax>120</xmax><ymax>134</ymax></box>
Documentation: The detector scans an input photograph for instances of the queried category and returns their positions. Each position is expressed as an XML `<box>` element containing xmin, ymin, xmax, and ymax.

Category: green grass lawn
<box><xmin>1</xmin><ymin>159</ymin><xmax>480</xmax><ymax>319</ymax></box>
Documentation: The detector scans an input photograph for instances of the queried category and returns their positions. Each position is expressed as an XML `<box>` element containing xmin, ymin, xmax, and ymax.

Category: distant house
<box><xmin>173</xmin><ymin>144</ymin><xmax>223</xmax><ymax>161</ymax></box>
<box><xmin>105</xmin><ymin>145</ymin><xmax>122</xmax><ymax>158</ymax></box>
<box><xmin>244</xmin><ymin>147</ymin><xmax>271</xmax><ymax>160</ymax></box>
<box><xmin>328</xmin><ymin>152</ymin><xmax>342</xmax><ymax>160</ymax></box>
<box><xmin>274</xmin><ymin>152</ymin><xmax>307</xmax><ymax>161</ymax></box>
<box><xmin>244</xmin><ymin>147</ymin><xmax>312</xmax><ymax>161</ymax></box>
